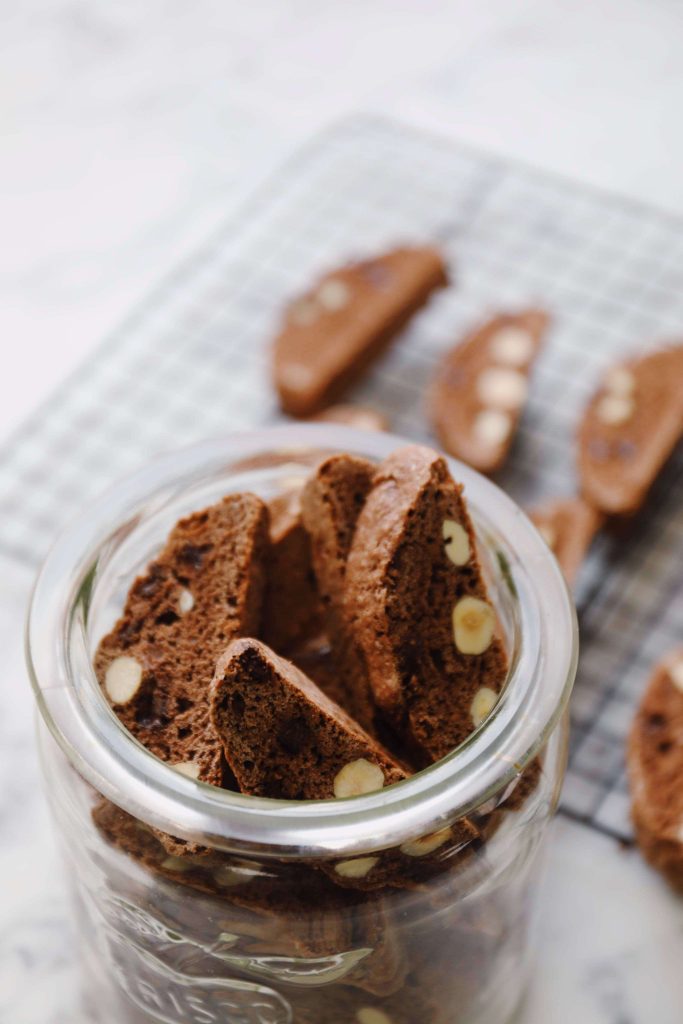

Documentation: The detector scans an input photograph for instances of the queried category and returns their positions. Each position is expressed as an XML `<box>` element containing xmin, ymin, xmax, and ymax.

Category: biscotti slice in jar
<box><xmin>95</xmin><ymin>494</ymin><xmax>269</xmax><ymax>789</ymax></box>
<box><xmin>261</xmin><ymin>487</ymin><xmax>322</xmax><ymax>654</ymax></box>
<box><xmin>577</xmin><ymin>345</ymin><xmax>683</xmax><ymax>516</ymax></box>
<box><xmin>628</xmin><ymin>651</ymin><xmax>683</xmax><ymax>892</ymax></box>
<box><xmin>300</xmin><ymin>453</ymin><xmax>377</xmax><ymax>732</ymax></box>
<box><xmin>430</xmin><ymin>310</ymin><xmax>549</xmax><ymax>474</ymax></box>
<box><xmin>528</xmin><ymin>496</ymin><xmax>603</xmax><ymax>587</ymax></box>
<box><xmin>210</xmin><ymin>638</ymin><xmax>407</xmax><ymax>800</ymax></box>
<box><xmin>273</xmin><ymin>246</ymin><xmax>448</xmax><ymax>417</ymax></box>
<box><xmin>345</xmin><ymin>445</ymin><xmax>509</xmax><ymax>766</ymax></box>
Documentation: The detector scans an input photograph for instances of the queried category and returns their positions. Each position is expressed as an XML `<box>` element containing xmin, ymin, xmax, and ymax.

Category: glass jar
<box><xmin>27</xmin><ymin>425</ymin><xmax>577</xmax><ymax>1024</ymax></box>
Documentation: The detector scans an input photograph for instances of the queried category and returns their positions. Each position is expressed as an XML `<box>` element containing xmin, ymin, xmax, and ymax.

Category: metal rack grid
<box><xmin>3</xmin><ymin>115</ymin><xmax>682</xmax><ymax>842</ymax></box>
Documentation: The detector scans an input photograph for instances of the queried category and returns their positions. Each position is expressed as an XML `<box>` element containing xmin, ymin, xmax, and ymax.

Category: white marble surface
<box><xmin>2</xmin><ymin>1</ymin><xmax>683</xmax><ymax>1022</ymax></box>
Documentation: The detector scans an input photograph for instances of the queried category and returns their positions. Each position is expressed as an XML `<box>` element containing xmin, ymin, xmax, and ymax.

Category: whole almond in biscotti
<box><xmin>430</xmin><ymin>310</ymin><xmax>549</xmax><ymax>474</ymax></box>
<box><xmin>261</xmin><ymin>488</ymin><xmax>322</xmax><ymax>653</ymax></box>
<box><xmin>301</xmin><ymin>453</ymin><xmax>378</xmax><ymax>733</ymax></box>
<box><xmin>628</xmin><ymin>651</ymin><xmax>683</xmax><ymax>892</ymax></box>
<box><xmin>528</xmin><ymin>497</ymin><xmax>603</xmax><ymax>587</ymax></box>
<box><xmin>308</xmin><ymin>403</ymin><xmax>390</xmax><ymax>432</ymax></box>
<box><xmin>577</xmin><ymin>345</ymin><xmax>683</xmax><ymax>516</ymax></box>
<box><xmin>95</xmin><ymin>494</ymin><xmax>269</xmax><ymax>790</ymax></box>
<box><xmin>210</xmin><ymin>638</ymin><xmax>408</xmax><ymax>800</ymax></box>
<box><xmin>345</xmin><ymin>445</ymin><xmax>509</xmax><ymax>766</ymax></box>
<box><xmin>273</xmin><ymin>246</ymin><xmax>448</xmax><ymax>417</ymax></box>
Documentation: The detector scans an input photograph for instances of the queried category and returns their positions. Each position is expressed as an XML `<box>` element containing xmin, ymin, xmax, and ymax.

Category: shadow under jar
<box><xmin>27</xmin><ymin>425</ymin><xmax>577</xmax><ymax>1024</ymax></box>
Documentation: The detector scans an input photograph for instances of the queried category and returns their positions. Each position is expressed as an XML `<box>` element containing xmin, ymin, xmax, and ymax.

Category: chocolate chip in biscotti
<box><xmin>308</xmin><ymin>404</ymin><xmax>390</xmax><ymax>432</ymax></box>
<box><xmin>261</xmin><ymin>488</ymin><xmax>323</xmax><ymax>654</ymax></box>
<box><xmin>430</xmin><ymin>310</ymin><xmax>549</xmax><ymax>474</ymax></box>
<box><xmin>577</xmin><ymin>345</ymin><xmax>683</xmax><ymax>516</ymax></box>
<box><xmin>95</xmin><ymin>494</ymin><xmax>269</xmax><ymax>791</ymax></box>
<box><xmin>345</xmin><ymin>445</ymin><xmax>509</xmax><ymax>766</ymax></box>
<box><xmin>301</xmin><ymin>453</ymin><xmax>378</xmax><ymax>733</ymax></box>
<box><xmin>529</xmin><ymin>497</ymin><xmax>603</xmax><ymax>587</ymax></box>
<box><xmin>627</xmin><ymin>651</ymin><xmax>683</xmax><ymax>892</ymax></box>
<box><xmin>210</xmin><ymin>638</ymin><xmax>408</xmax><ymax>800</ymax></box>
<box><xmin>273</xmin><ymin>246</ymin><xmax>448</xmax><ymax>417</ymax></box>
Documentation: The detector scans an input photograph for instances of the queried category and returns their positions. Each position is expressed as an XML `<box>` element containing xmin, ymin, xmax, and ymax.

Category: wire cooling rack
<box><xmin>3</xmin><ymin>115</ymin><xmax>682</xmax><ymax>842</ymax></box>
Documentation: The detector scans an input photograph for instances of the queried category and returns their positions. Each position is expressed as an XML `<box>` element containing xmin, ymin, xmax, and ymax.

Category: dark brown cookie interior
<box><xmin>345</xmin><ymin>445</ymin><xmax>509</xmax><ymax>765</ymax></box>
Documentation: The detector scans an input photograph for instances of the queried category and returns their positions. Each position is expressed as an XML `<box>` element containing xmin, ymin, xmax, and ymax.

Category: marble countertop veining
<box><xmin>2</xmin><ymin>1</ymin><xmax>683</xmax><ymax>1022</ymax></box>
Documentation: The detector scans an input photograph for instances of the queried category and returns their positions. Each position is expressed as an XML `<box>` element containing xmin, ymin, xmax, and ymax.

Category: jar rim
<box><xmin>26</xmin><ymin>425</ymin><xmax>578</xmax><ymax>858</ymax></box>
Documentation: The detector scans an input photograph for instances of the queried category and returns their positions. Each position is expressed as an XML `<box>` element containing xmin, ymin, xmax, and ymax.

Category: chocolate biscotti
<box><xmin>529</xmin><ymin>496</ymin><xmax>603</xmax><ymax>587</ymax></box>
<box><xmin>628</xmin><ymin>651</ymin><xmax>683</xmax><ymax>892</ymax></box>
<box><xmin>210</xmin><ymin>638</ymin><xmax>407</xmax><ymax>800</ymax></box>
<box><xmin>430</xmin><ymin>310</ymin><xmax>549</xmax><ymax>474</ymax></box>
<box><xmin>577</xmin><ymin>345</ymin><xmax>683</xmax><ymax>516</ymax></box>
<box><xmin>95</xmin><ymin>449</ymin><xmax>515</xmax><ymax>798</ymax></box>
<box><xmin>345</xmin><ymin>445</ymin><xmax>509</xmax><ymax>766</ymax></box>
<box><xmin>273</xmin><ymin>246</ymin><xmax>448</xmax><ymax>416</ymax></box>
<box><xmin>301</xmin><ymin>453</ymin><xmax>377</xmax><ymax>732</ymax></box>
<box><xmin>207</xmin><ymin>640</ymin><xmax>486</xmax><ymax>898</ymax></box>
<box><xmin>94</xmin><ymin>494</ymin><xmax>270</xmax><ymax>789</ymax></box>
<box><xmin>262</xmin><ymin>488</ymin><xmax>322</xmax><ymax>653</ymax></box>
<box><xmin>92</xmin><ymin>444</ymin><xmax>528</xmax><ymax>884</ymax></box>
